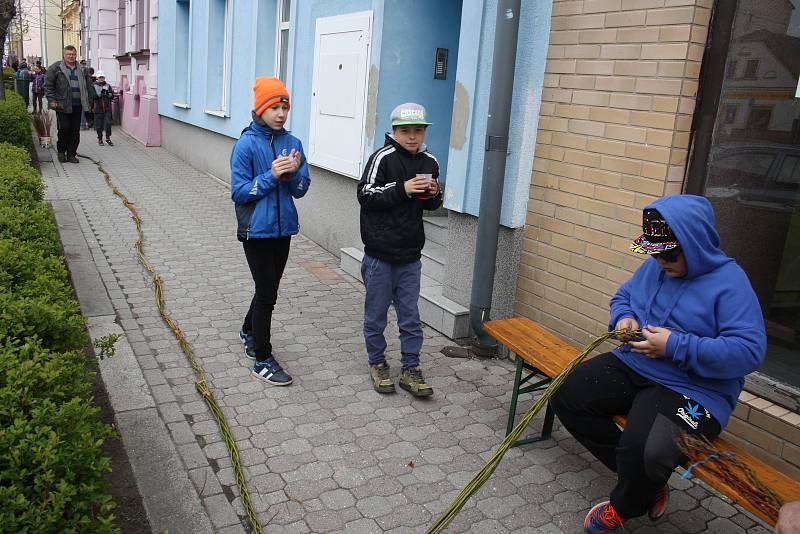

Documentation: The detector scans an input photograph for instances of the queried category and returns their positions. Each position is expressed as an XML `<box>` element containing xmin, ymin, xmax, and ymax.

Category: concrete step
<box><xmin>423</xmin><ymin>215</ymin><xmax>448</xmax><ymax>247</ymax></box>
<box><xmin>420</xmin><ymin>243</ymin><xmax>445</xmax><ymax>284</ymax></box>
<box><xmin>339</xmin><ymin>246</ymin><xmax>469</xmax><ymax>340</ymax></box>
<box><xmin>419</xmin><ymin>285</ymin><xmax>470</xmax><ymax>340</ymax></box>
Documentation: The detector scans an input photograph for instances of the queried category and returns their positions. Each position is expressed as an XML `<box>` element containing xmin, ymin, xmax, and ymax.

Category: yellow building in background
<box><xmin>60</xmin><ymin>0</ymin><xmax>81</xmax><ymax>51</ymax></box>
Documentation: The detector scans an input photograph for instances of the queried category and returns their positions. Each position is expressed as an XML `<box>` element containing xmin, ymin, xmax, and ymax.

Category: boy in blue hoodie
<box><xmin>230</xmin><ymin>77</ymin><xmax>310</xmax><ymax>386</ymax></box>
<box><xmin>551</xmin><ymin>195</ymin><xmax>766</xmax><ymax>533</ymax></box>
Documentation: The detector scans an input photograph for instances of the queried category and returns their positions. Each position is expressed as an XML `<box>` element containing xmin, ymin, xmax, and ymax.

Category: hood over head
<box><xmin>644</xmin><ymin>195</ymin><xmax>732</xmax><ymax>279</ymax></box>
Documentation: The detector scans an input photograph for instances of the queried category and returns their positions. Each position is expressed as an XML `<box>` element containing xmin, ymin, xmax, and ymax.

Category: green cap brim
<box><xmin>392</xmin><ymin>121</ymin><xmax>433</xmax><ymax>126</ymax></box>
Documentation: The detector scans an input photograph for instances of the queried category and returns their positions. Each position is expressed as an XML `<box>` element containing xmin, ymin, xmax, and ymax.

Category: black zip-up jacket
<box><xmin>357</xmin><ymin>134</ymin><xmax>443</xmax><ymax>264</ymax></box>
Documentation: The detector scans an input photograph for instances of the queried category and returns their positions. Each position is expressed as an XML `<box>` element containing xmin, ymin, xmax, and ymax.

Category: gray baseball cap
<box><xmin>390</xmin><ymin>102</ymin><xmax>433</xmax><ymax>126</ymax></box>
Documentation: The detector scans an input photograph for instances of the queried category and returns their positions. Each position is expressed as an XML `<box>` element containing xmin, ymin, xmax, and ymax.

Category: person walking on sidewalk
<box><xmin>358</xmin><ymin>103</ymin><xmax>443</xmax><ymax>398</ymax></box>
<box><xmin>230</xmin><ymin>77</ymin><xmax>310</xmax><ymax>387</ymax></box>
<box><xmin>91</xmin><ymin>71</ymin><xmax>115</xmax><ymax>146</ymax></box>
<box><xmin>43</xmin><ymin>45</ymin><xmax>92</xmax><ymax>164</ymax></box>
<box><xmin>30</xmin><ymin>64</ymin><xmax>45</xmax><ymax>113</ymax></box>
<box><xmin>14</xmin><ymin>61</ymin><xmax>31</xmax><ymax>109</ymax></box>
<box><xmin>551</xmin><ymin>195</ymin><xmax>766</xmax><ymax>534</ymax></box>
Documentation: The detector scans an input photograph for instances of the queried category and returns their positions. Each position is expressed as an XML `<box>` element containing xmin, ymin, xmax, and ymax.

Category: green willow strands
<box><xmin>426</xmin><ymin>330</ymin><xmax>620</xmax><ymax>534</ymax></box>
<box><xmin>83</xmin><ymin>155</ymin><xmax>264</xmax><ymax>534</ymax></box>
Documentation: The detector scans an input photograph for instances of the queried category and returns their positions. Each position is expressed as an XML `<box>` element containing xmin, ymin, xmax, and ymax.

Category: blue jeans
<box><xmin>361</xmin><ymin>254</ymin><xmax>423</xmax><ymax>370</ymax></box>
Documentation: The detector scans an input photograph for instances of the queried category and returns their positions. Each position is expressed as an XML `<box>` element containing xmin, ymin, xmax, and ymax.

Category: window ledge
<box><xmin>172</xmin><ymin>102</ymin><xmax>190</xmax><ymax>109</ymax></box>
<box><xmin>204</xmin><ymin>108</ymin><xmax>228</xmax><ymax>118</ymax></box>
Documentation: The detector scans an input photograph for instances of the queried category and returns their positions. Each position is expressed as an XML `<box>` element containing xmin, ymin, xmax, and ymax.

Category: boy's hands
<box><xmin>271</xmin><ymin>149</ymin><xmax>301</xmax><ymax>181</ymax></box>
<box><xmin>428</xmin><ymin>179</ymin><xmax>439</xmax><ymax>196</ymax></box>
<box><xmin>614</xmin><ymin>318</ymin><xmax>640</xmax><ymax>342</ymax></box>
<box><xmin>404</xmin><ymin>176</ymin><xmax>429</xmax><ymax>196</ymax></box>
<box><xmin>629</xmin><ymin>326</ymin><xmax>672</xmax><ymax>359</ymax></box>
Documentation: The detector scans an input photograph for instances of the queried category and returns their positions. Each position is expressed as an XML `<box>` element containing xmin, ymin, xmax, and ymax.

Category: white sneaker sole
<box><xmin>251</xmin><ymin>369</ymin><xmax>292</xmax><ymax>386</ymax></box>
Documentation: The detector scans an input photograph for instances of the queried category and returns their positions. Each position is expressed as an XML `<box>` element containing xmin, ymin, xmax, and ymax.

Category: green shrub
<box><xmin>0</xmin><ymin>142</ymin><xmax>118</xmax><ymax>532</ymax></box>
<box><xmin>0</xmin><ymin>203</ymin><xmax>61</xmax><ymax>256</ymax></box>
<box><xmin>0</xmin><ymin>92</ymin><xmax>32</xmax><ymax>149</ymax></box>
<box><xmin>0</xmin><ymin>338</ymin><xmax>118</xmax><ymax>533</ymax></box>
<box><xmin>0</xmin><ymin>141</ymin><xmax>34</xmax><ymax>169</ymax></box>
<box><xmin>3</xmin><ymin>67</ymin><xmax>14</xmax><ymax>92</ymax></box>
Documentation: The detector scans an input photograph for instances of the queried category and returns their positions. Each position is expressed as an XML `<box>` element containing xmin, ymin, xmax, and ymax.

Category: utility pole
<box><xmin>16</xmin><ymin>0</ymin><xmax>22</xmax><ymax>59</ymax></box>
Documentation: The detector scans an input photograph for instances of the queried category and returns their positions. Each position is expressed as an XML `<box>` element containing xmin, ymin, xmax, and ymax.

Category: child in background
<box><xmin>91</xmin><ymin>71</ymin><xmax>115</xmax><ymax>146</ymax></box>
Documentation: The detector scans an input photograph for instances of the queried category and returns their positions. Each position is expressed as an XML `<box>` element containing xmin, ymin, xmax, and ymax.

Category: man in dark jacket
<box><xmin>44</xmin><ymin>45</ymin><xmax>91</xmax><ymax>163</ymax></box>
<box><xmin>357</xmin><ymin>102</ymin><xmax>443</xmax><ymax>398</ymax></box>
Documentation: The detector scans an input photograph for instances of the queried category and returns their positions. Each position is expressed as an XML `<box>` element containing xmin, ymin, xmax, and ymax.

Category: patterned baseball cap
<box><xmin>390</xmin><ymin>103</ymin><xmax>433</xmax><ymax>126</ymax></box>
<box><xmin>630</xmin><ymin>208</ymin><xmax>680</xmax><ymax>254</ymax></box>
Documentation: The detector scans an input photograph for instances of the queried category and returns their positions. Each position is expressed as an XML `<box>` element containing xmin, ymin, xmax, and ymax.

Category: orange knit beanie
<box><xmin>253</xmin><ymin>77</ymin><xmax>291</xmax><ymax>115</ymax></box>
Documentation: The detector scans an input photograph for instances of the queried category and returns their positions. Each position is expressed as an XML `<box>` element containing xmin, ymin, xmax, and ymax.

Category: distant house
<box><xmin>81</xmin><ymin>0</ymin><xmax>160</xmax><ymax>146</ymax></box>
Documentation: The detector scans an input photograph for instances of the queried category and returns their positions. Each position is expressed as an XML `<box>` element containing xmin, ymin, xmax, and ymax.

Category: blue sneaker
<box><xmin>239</xmin><ymin>328</ymin><xmax>256</xmax><ymax>360</ymax></box>
<box><xmin>252</xmin><ymin>358</ymin><xmax>292</xmax><ymax>386</ymax></box>
<box><xmin>584</xmin><ymin>501</ymin><xmax>624</xmax><ymax>533</ymax></box>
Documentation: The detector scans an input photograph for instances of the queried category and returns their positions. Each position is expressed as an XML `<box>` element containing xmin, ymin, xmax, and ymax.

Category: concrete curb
<box><xmin>41</xmin><ymin>142</ymin><xmax>216</xmax><ymax>534</ymax></box>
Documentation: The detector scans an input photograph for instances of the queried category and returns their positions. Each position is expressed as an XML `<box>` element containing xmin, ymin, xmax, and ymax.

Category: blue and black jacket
<box><xmin>230</xmin><ymin>121</ymin><xmax>311</xmax><ymax>240</ymax></box>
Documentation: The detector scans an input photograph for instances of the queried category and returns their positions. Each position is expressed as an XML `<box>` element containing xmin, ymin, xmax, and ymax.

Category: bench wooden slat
<box><xmin>485</xmin><ymin>316</ymin><xmax>800</xmax><ymax>526</ymax></box>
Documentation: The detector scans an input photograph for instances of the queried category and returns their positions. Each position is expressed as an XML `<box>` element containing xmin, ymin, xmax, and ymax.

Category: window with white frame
<box><xmin>125</xmin><ymin>0</ymin><xmax>136</xmax><ymax>52</ymax></box>
<box><xmin>275</xmin><ymin>0</ymin><xmax>291</xmax><ymax>83</ymax></box>
<box><xmin>173</xmin><ymin>0</ymin><xmax>192</xmax><ymax>107</ymax></box>
<box><xmin>205</xmin><ymin>0</ymin><xmax>233</xmax><ymax>115</ymax></box>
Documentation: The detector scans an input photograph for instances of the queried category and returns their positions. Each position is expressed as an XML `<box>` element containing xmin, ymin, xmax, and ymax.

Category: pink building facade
<box><xmin>82</xmin><ymin>0</ymin><xmax>160</xmax><ymax>146</ymax></box>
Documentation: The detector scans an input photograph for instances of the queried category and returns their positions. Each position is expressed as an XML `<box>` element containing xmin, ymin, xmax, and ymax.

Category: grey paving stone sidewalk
<box><xmin>41</xmin><ymin>129</ymin><xmax>771</xmax><ymax>533</ymax></box>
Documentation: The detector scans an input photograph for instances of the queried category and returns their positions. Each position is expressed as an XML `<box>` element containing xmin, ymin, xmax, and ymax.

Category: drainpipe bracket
<box><xmin>485</xmin><ymin>135</ymin><xmax>508</xmax><ymax>152</ymax></box>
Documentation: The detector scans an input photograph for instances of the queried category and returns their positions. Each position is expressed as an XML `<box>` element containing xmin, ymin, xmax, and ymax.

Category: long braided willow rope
<box><xmin>679</xmin><ymin>434</ymin><xmax>784</xmax><ymax>523</ymax></box>
<box><xmin>81</xmin><ymin>155</ymin><xmax>264</xmax><ymax>534</ymax></box>
<box><xmin>426</xmin><ymin>330</ymin><xmax>619</xmax><ymax>533</ymax></box>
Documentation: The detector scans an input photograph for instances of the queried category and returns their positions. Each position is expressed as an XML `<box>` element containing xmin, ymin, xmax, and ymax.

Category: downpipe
<box><xmin>468</xmin><ymin>0</ymin><xmax>522</xmax><ymax>357</ymax></box>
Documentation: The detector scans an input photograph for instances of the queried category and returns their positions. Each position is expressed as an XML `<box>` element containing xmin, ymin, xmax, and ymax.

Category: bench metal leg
<box><xmin>506</xmin><ymin>357</ymin><xmax>524</xmax><ymax>438</ymax></box>
<box><xmin>506</xmin><ymin>356</ymin><xmax>556</xmax><ymax>447</ymax></box>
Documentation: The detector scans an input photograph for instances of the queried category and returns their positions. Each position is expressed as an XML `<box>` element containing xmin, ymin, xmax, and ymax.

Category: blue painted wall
<box><xmin>159</xmin><ymin>0</ymin><xmax>462</xmax><ymax>185</ymax></box>
<box><xmin>158</xmin><ymin>1</ymin><xmax>277</xmax><ymax>139</ymax></box>
<box><xmin>443</xmin><ymin>0</ymin><xmax>552</xmax><ymax>228</ymax></box>
<box><xmin>373</xmin><ymin>0</ymin><xmax>462</xmax><ymax>183</ymax></box>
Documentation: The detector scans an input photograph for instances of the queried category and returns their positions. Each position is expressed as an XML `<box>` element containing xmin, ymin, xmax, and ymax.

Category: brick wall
<box><xmin>726</xmin><ymin>391</ymin><xmax>800</xmax><ymax>480</ymax></box>
<box><xmin>518</xmin><ymin>0</ymin><xmax>711</xmax><ymax>348</ymax></box>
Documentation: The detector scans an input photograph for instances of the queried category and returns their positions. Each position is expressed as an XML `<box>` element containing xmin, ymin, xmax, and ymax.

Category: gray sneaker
<box><xmin>399</xmin><ymin>368</ymin><xmax>433</xmax><ymax>397</ymax></box>
<box><xmin>369</xmin><ymin>362</ymin><xmax>396</xmax><ymax>394</ymax></box>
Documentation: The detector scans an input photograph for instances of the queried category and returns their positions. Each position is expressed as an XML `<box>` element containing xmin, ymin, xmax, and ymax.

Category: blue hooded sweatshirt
<box><xmin>610</xmin><ymin>195</ymin><xmax>766</xmax><ymax>428</ymax></box>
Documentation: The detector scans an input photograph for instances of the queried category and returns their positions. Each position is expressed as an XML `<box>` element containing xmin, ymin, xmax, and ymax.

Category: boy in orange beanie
<box><xmin>230</xmin><ymin>77</ymin><xmax>311</xmax><ymax>386</ymax></box>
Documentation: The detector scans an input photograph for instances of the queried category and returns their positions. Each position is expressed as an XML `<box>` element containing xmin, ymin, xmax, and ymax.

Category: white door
<box><xmin>308</xmin><ymin>11</ymin><xmax>372</xmax><ymax>178</ymax></box>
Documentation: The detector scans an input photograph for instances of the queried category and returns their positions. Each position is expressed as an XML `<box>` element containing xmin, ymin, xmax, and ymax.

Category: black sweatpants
<box><xmin>56</xmin><ymin>108</ymin><xmax>82</xmax><ymax>157</ymax></box>
<box><xmin>95</xmin><ymin>109</ymin><xmax>113</xmax><ymax>139</ymax></box>
<box><xmin>242</xmin><ymin>237</ymin><xmax>291</xmax><ymax>361</ymax></box>
<box><xmin>551</xmin><ymin>352</ymin><xmax>721</xmax><ymax>519</ymax></box>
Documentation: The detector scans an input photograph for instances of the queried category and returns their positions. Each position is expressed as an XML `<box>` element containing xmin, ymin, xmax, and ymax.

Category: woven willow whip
<box><xmin>83</xmin><ymin>155</ymin><xmax>264</xmax><ymax>534</ymax></box>
<box><xmin>426</xmin><ymin>330</ymin><xmax>620</xmax><ymax>534</ymax></box>
<box><xmin>679</xmin><ymin>434</ymin><xmax>784</xmax><ymax>523</ymax></box>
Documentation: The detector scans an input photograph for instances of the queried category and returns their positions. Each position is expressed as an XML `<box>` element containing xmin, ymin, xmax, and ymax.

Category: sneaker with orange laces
<box><xmin>648</xmin><ymin>485</ymin><xmax>669</xmax><ymax>521</ymax></box>
<box><xmin>584</xmin><ymin>501</ymin><xmax>625</xmax><ymax>533</ymax></box>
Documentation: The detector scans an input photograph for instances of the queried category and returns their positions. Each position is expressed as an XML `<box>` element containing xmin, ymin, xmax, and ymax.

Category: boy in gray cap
<box><xmin>357</xmin><ymin>102</ymin><xmax>443</xmax><ymax>397</ymax></box>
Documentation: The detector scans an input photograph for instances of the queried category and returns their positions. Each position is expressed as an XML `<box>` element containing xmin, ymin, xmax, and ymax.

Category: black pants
<box><xmin>56</xmin><ymin>108</ymin><xmax>82</xmax><ymax>157</ymax></box>
<box><xmin>242</xmin><ymin>237</ymin><xmax>291</xmax><ymax>361</ymax></box>
<box><xmin>551</xmin><ymin>353</ymin><xmax>721</xmax><ymax>519</ymax></box>
<box><xmin>32</xmin><ymin>92</ymin><xmax>43</xmax><ymax>112</ymax></box>
<box><xmin>95</xmin><ymin>109</ymin><xmax>113</xmax><ymax>139</ymax></box>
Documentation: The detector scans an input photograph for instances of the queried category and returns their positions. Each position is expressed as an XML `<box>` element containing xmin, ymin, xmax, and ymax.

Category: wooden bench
<box><xmin>484</xmin><ymin>315</ymin><xmax>800</xmax><ymax>526</ymax></box>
